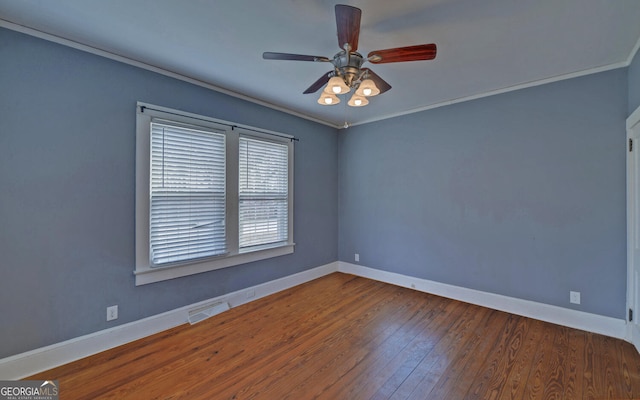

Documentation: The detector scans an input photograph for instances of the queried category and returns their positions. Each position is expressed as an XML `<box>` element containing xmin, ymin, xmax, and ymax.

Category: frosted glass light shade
<box><xmin>355</xmin><ymin>79</ymin><xmax>380</xmax><ymax>97</ymax></box>
<box><xmin>318</xmin><ymin>92</ymin><xmax>340</xmax><ymax>105</ymax></box>
<box><xmin>324</xmin><ymin>76</ymin><xmax>350</xmax><ymax>95</ymax></box>
<box><xmin>348</xmin><ymin>94</ymin><xmax>369</xmax><ymax>107</ymax></box>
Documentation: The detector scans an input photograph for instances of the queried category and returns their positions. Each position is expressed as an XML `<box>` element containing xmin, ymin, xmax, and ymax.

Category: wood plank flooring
<box><xmin>29</xmin><ymin>273</ymin><xmax>640</xmax><ymax>399</ymax></box>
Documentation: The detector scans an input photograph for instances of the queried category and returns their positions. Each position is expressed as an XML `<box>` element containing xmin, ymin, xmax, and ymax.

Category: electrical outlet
<box><xmin>355</xmin><ymin>253</ymin><xmax>360</xmax><ymax>262</ymax></box>
<box><xmin>570</xmin><ymin>291</ymin><xmax>581</xmax><ymax>305</ymax></box>
<box><xmin>107</xmin><ymin>305</ymin><xmax>118</xmax><ymax>321</ymax></box>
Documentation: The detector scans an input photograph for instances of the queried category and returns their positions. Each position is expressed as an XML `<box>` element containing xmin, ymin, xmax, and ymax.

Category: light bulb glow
<box><xmin>347</xmin><ymin>94</ymin><xmax>368</xmax><ymax>107</ymax></box>
<box><xmin>318</xmin><ymin>92</ymin><xmax>340</xmax><ymax>105</ymax></box>
<box><xmin>324</xmin><ymin>76</ymin><xmax>350</xmax><ymax>95</ymax></box>
<box><xmin>355</xmin><ymin>79</ymin><xmax>380</xmax><ymax>97</ymax></box>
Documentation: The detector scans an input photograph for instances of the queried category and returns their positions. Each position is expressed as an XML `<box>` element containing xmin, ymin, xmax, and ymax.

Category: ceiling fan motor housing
<box><xmin>332</xmin><ymin>51</ymin><xmax>365</xmax><ymax>88</ymax></box>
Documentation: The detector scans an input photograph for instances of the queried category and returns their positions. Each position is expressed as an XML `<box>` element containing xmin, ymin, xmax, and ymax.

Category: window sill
<box><xmin>135</xmin><ymin>243</ymin><xmax>295</xmax><ymax>286</ymax></box>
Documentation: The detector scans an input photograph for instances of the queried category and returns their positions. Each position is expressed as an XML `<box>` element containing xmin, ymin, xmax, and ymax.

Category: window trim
<box><xmin>135</xmin><ymin>103</ymin><xmax>294</xmax><ymax>285</ymax></box>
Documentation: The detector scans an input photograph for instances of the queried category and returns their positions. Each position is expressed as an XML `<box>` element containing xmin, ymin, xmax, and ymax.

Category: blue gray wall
<box><xmin>339</xmin><ymin>70</ymin><xmax>628</xmax><ymax>319</ymax></box>
<box><xmin>1</xmin><ymin>24</ymin><xmax>637</xmax><ymax>360</ymax></box>
<box><xmin>630</xmin><ymin>49</ymin><xmax>640</xmax><ymax>114</ymax></box>
<box><xmin>0</xmin><ymin>28</ymin><xmax>338</xmax><ymax>358</ymax></box>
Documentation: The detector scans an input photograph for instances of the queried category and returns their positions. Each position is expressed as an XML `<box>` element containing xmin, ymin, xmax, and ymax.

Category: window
<box><xmin>239</xmin><ymin>137</ymin><xmax>289</xmax><ymax>250</ymax></box>
<box><xmin>150</xmin><ymin>122</ymin><xmax>227</xmax><ymax>265</ymax></box>
<box><xmin>136</xmin><ymin>103</ymin><xmax>294</xmax><ymax>285</ymax></box>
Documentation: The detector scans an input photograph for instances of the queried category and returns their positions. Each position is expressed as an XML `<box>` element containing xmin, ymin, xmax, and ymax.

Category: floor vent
<box><xmin>188</xmin><ymin>301</ymin><xmax>230</xmax><ymax>325</ymax></box>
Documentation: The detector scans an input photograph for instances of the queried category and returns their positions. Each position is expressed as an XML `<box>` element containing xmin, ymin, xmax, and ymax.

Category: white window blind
<box><xmin>239</xmin><ymin>137</ymin><xmax>289</xmax><ymax>250</ymax></box>
<box><xmin>150</xmin><ymin>122</ymin><xmax>226</xmax><ymax>265</ymax></box>
<box><xmin>136</xmin><ymin>103</ymin><xmax>295</xmax><ymax>285</ymax></box>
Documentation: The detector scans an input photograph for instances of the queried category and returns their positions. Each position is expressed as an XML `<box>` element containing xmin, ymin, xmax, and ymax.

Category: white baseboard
<box><xmin>628</xmin><ymin>321</ymin><xmax>640</xmax><ymax>354</ymax></box>
<box><xmin>2</xmin><ymin>261</ymin><xmax>628</xmax><ymax>379</ymax></box>
<box><xmin>0</xmin><ymin>262</ymin><xmax>338</xmax><ymax>380</ymax></box>
<box><xmin>338</xmin><ymin>262</ymin><xmax>627</xmax><ymax>340</ymax></box>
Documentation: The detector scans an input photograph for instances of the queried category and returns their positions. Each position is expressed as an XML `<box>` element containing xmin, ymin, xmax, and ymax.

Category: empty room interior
<box><xmin>2</xmin><ymin>1</ymin><xmax>640</xmax><ymax>398</ymax></box>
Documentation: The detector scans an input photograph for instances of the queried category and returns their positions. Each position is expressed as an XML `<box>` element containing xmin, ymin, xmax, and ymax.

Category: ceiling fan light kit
<box><xmin>263</xmin><ymin>4</ymin><xmax>437</xmax><ymax>108</ymax></box>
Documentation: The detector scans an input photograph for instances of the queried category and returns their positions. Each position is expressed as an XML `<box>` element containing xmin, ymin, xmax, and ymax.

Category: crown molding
<box><xmin>3</xmin><ymin>18</ymin><xmax>638</xmax><ymax>130</ymax></box>
<box><xmin>0</xmin><ymin>19</ymin><xmax>342</xmax><ymax>129</ymax></box>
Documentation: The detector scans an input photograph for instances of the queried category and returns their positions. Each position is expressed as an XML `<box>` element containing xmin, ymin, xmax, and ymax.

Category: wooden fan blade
<box><xmin>335</xmin><ymin>5</ymin><xmax>361</xmax><ymax>51</ymax></box>
<box><xmin>362</xmin><ymin>68</ymin><xmax>392</xmax><ymax>94</ymax></box>
<box><xmin>303</xmin><ymin>71</ymin><xmax>333</xmax><ymax>94</ymax></box>
<box><xmin>263</xmin><ymin>52</ymin><xmax>330</xmax><ymax>62</ymax></box>
<box><xmin>368</xmin><ymin>44</ymin><xmax>437</xmax><ymax>64</ymax></box>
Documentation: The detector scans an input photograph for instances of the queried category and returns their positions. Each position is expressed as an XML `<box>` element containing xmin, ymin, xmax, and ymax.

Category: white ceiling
<box><xmin>2</xmin><ymin>0</ymin><xmax>640</xmax><ymax>127</ymax></box>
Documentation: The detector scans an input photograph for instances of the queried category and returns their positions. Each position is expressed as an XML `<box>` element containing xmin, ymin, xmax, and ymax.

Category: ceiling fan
<box><xmin>262</xmin><ymin>4</ymin><xmax>437</xmax><ymax>107</ymax></box>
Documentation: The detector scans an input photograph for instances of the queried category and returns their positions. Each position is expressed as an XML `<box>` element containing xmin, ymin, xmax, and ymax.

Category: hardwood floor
<box><xmin>30</xmin><ymin>273</ymin><xmax>640</xmax><ymax>399</ymax></box>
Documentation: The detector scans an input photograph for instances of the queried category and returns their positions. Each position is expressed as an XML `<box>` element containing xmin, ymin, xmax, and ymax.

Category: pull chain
<box><xmin>343</xmin><ymin>95</ymin><xmax>350</xmax><ymax>129</ymax></box>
